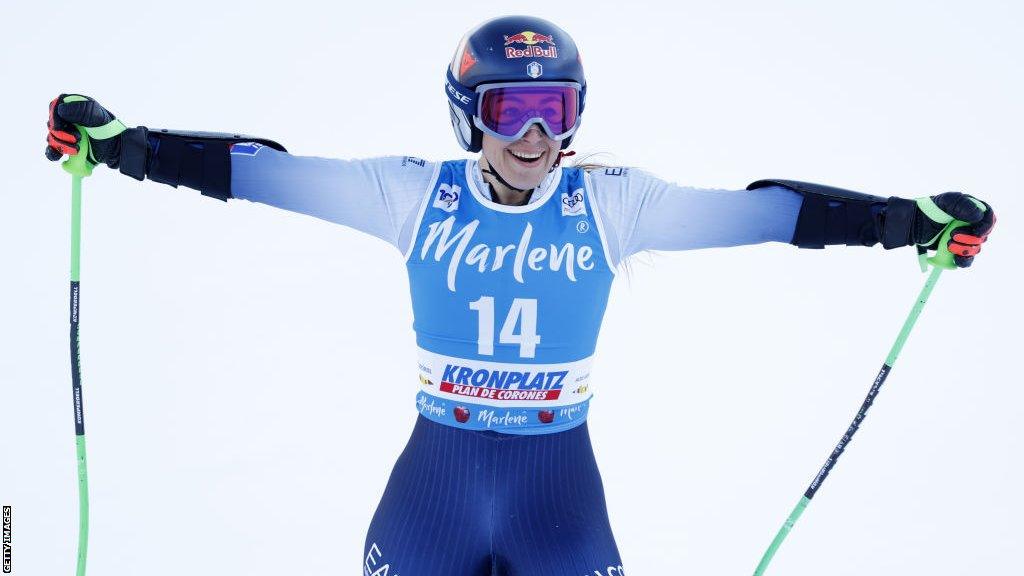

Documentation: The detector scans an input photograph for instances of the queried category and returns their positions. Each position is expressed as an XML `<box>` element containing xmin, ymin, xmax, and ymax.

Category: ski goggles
<box><xmin>446</xmin><ymin>70</ymin><xmax>583</xmax><ymax>142</ymax></box>
<box><xmin>474</xmin><ymin>81</ymin><xmax>581</xmax><ymax>142</ymax></box>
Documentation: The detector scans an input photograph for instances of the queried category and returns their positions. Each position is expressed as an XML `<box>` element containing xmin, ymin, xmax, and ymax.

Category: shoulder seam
<box><xmin>584</xmin><ymin>171</ymin><xmax>619</xmax><ymax>273</ymax></box>
<box><xmin>403</xmin><ymin>161</ymin><xmax>444</xmax><ymax>261</ymax></box>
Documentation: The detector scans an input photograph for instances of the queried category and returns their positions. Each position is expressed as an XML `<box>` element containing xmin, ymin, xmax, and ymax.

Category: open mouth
<box><xmin>507</xmin><ymin>149</ymin><xmax>544</xmax><ymax>166</ymax></box>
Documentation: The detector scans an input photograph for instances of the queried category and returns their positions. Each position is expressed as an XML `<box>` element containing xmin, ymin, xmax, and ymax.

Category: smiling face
<box><xmin>480</xmin><ymin>124</ymin><xmax>561</xmax><ymax>194</ymax></box>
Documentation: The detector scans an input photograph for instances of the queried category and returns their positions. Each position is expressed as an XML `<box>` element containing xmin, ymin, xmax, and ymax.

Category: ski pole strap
<box><xmin>926</xmin><ymin>218</ymin><xmax>970</xmax><ymax>270</ymax></box>
<box><xmin>63</xmin><ymin>131</ymin><xmax>94</xmax><ymax>178</ymax></box>
<box><xmin>81</xmin><ymin>118</ymin><xmax>127</xmax><ymax>141</ymax></box>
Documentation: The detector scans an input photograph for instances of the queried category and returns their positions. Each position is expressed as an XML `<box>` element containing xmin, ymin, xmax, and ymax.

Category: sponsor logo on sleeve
<box><xmin>432</xmin><ymin>183</ymin><xmax>461</xmax><ymax>213</ymax></box>
<box><xmin>402</xmin><ymin>156</ymin><xmax>426</xmax><ymax>167</ymax></box>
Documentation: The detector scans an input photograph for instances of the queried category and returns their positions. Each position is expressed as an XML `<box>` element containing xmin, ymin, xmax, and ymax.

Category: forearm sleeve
<box><xmin>747</xmin><ymin>179</ymin><xmax>918</xmax><ymax>249</ymax></box>
<box><xmin>118</xmin><ymin>126</ymin><xmax>286</xmax><ymax>201</ymax></box>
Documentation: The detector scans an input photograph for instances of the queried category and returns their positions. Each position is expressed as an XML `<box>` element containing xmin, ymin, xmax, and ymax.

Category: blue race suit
<box><xmin>230</xmin><ymin>145</ymin><xmax>802</xmax><ymax>575</ymax></box>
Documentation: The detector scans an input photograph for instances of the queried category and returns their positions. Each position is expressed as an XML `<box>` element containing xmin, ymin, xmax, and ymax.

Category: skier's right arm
<box><xmin>46</xmin><ymin>94</ymin><xmax>435</xmax><ymax>250</ymax></box>
<box><xmin>45</xmin><ymin>94</ymin><xmax>285</xmax><ymax>200</ymax></box>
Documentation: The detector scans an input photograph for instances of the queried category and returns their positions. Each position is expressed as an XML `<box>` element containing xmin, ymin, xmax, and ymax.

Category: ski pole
<box><xmin>63</xmin><ymin>129</ymin><xmax>94</xmax><ymax>576</ymax></box>
<box><xmin>752</xmin><ymin>219</ymin><xmax>968</xmax><ymax>576</ymax></box>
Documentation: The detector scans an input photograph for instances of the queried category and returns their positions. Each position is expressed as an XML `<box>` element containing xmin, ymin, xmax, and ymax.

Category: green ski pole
<box><xmin>57</xmin><ymin>94</ymin><xmax>126</xmax><ymax>576</ymax></box>
<box><xmin>63</xmin><ymin>127</ymin><xmax>93</xmax><ymax>576</ymax></box>
<box><xmin>752</xmin><ymin>219</ymin><xmax>968</xmax><ymax>576</ymax></box>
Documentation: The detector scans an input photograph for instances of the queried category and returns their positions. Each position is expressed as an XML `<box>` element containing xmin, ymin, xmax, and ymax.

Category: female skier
<box><xmin>45</xmin><ymin>15</ymin><xmax>994</xmax><ymax>576</ymax></box>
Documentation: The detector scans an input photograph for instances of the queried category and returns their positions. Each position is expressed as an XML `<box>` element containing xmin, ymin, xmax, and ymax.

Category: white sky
<box><xmin>2</xmin><ymin>1</ymin><xmax>1022</xmax><ymax>575</ymax></box>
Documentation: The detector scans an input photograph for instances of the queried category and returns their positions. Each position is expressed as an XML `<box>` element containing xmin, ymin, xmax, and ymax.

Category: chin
<box><xmin>501</xmin><ymin>151</ymin><xmax>556</xmax><ymax>187</ymax></box>
<box><xmin>507</xmin><ymin>171</ymin><xmax>546</xmax><ymax>190</ymax></box>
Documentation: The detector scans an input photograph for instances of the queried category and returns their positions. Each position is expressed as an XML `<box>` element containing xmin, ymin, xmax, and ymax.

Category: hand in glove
<box><xmin>913</xmin><ymin>193</ymin><xmax>996</xmax><ymax>268</ymax></box>
<box><xmin>45</xmin><ymin>94</ymin><xmax>126</xmax><ymax>168</ymax></box>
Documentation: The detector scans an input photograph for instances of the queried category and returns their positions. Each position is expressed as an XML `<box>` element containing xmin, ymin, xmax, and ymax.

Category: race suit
<box><xmin>230</xmin><ymin>144</ymin><xmax>801</xmax><ymax>575</ymax></box>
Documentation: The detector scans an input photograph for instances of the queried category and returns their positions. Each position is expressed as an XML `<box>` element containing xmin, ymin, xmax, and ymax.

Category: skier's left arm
<box><xmin>588</xmin><ymin>169</ymin><xmax>995</xmax><ymax>267</ymax></box>
<box><xmin>747</xmin><ymin>179</ymin><xmax>996</xmax><ymax>267</ymax></box>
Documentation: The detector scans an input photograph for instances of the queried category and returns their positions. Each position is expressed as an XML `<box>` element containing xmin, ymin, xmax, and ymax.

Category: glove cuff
<box><xmin>880</xmin><ymin>196</ymin><xmax>916</xmax><ymax>249</ymax></box>
<box><xmin>119</xmin><ymin>126</ymin><xmax>149</xmax><ymax>181</ymax></box>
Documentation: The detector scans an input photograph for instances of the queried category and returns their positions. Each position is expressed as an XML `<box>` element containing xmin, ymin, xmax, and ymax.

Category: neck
<box><xmin>479</xmin><ymin>157</ymin><xmax>532</xmax><ymax>206</ymax></box>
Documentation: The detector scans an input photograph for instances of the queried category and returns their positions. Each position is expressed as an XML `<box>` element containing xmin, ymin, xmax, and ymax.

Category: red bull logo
<box><xmin>503</xmin><ymin>30</ymin><xmax>558</xmax><ymax>59</ymax></box>
<box><xmin>503</xmin><ymin>31</ymin><xmax>555</xmax><ymax>46</ymax></box>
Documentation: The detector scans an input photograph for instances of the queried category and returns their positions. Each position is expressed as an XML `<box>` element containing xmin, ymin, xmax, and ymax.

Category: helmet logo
<box><xmin>503</xmin><ymin>31</ymin><xmax>556</xmax><ymax>46</ymax></box>
<box><xmin>503</xmin><ymin>30</ymin><xmax>558</xmax><ymax>59</ymax></box>
<box><xmin>459</xmin><ymin>50</ymin><xmax>477</xmax><ymax>78</ymax></box>
<box><xmin>526</xmin><ymin>61</ymin><xmax>543</xmax><ymax>79</ymax></box>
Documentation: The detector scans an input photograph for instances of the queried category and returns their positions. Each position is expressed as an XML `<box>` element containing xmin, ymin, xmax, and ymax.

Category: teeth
<box><xmin>510</xmin><ymin>150</ymin><xmax>543</xmax><ymax>160</ymax></box>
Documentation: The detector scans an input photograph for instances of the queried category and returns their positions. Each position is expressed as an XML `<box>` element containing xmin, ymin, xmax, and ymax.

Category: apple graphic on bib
<box><xmin>454</xmin><ymin>407</ymin><xmax>471</xmax><ymax>423</ymax></box>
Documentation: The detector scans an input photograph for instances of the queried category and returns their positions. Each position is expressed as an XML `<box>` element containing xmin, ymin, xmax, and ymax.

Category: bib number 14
<box><xmin>468</xmin><ymin>296</ymin><xmax>540</xmax><ymax>358</ymax></box>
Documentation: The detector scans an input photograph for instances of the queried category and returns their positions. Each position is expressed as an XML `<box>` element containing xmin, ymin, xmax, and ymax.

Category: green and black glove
<box><xmin>910</xmin><ymin>192</ymin><xmax>996</xmax><ymax>268</ymax></box>
<box><xmin>45</xmin><ymin>94</ymin><xmax>128</xmax><ymax>167</ymax></box>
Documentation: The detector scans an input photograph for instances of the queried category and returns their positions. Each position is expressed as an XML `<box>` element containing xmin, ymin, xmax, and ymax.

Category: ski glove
<box><xmin>45</xmin><ymin>94</ymin><xmax>127</xmax><ymax>168</ymax></box>
<box><xmin>911</xmin><ymin>192</ymin><xmax>996</xmax><ymax>268</ymax></box>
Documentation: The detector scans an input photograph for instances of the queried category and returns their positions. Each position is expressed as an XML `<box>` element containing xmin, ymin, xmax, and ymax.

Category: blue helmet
<box><xmin>446</xmin><ymin>16</ymin><xmax>587</xmax><ymax>152</ymax></box>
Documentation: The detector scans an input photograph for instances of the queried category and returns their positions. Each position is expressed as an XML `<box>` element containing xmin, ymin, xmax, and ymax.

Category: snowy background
<box><xmin>2</xmin><ymin>0</ymin><xmax>1022</xmax><ymax>574</ymax></box>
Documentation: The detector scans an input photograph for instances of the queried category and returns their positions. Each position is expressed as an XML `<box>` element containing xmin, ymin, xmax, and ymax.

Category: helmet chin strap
<box><xmin>479</xmin><ymin>154</ymin><xmax>533</xmax><ymax>204</ymax></box>
<box><xmin>481</xmin><ymin>164</ymin><xmax>532</xmax><ymax>197</ymax></box>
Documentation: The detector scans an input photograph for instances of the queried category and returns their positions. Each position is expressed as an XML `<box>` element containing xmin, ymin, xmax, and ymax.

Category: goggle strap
<box><xmin>445</xmin><ymin>68</ymin><xmax>478</xmax><ymax>116</ymax></box>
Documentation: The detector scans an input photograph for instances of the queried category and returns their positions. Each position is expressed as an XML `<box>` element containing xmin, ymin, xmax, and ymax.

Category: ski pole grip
<box><xmin>927</xmin><ymin>219</ymin><xmax>969</xmax><ymax>270</ymax></box>
<box><xmin>62</xmin><ymin>129</ymin><xmax>94</xmax><ymax>177</ymax></box>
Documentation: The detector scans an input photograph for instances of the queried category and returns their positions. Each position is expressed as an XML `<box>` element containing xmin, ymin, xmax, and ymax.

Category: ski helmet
<box><xmin>446</xmin><ymin>16</ymin><xmax>587</xmax><ymax>153</ymax></box>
